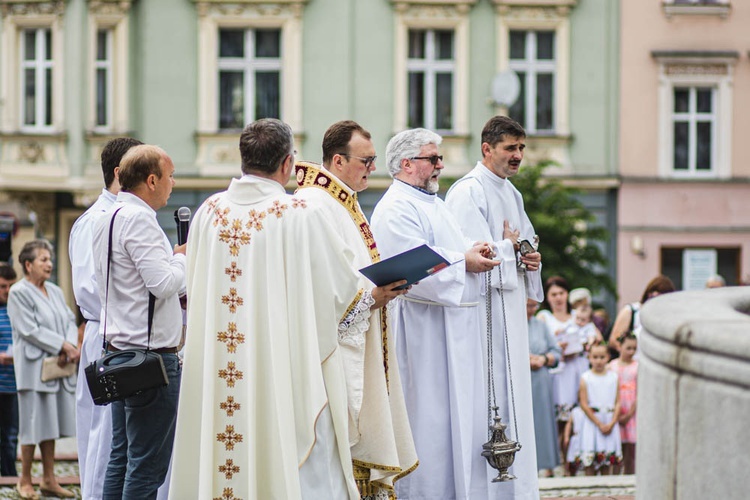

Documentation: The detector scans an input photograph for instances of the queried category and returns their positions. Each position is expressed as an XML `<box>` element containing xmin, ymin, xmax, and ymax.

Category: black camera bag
<box><xmin>85</xmin><ymin>207</ymin><xmax>169</xmax><ymax>406</ymax></box>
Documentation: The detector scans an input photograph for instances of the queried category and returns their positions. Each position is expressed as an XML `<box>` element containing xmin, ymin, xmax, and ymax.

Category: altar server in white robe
<box><xmin>446</xmin><ymin>115</ymin><xmax>543</xmax><ymax>499</ymax></box>
<box><xmin>69</xmin><ymin>137</ymin><xmax>143</xmax><ymax>500</ymax></box>
<box><xmin>170</xmin><ymin>119</ymin><xmax>363</xmax><ymax>500</ymax></box>
<box><xmin>370</xmin><ymin>128</ymin><xmax>502</xmax><ymax>500</ymax></box>
<box><xmin>295</xmin><ymin>120</ymin><xmax>418</xmax><ymax>497</ymax></box>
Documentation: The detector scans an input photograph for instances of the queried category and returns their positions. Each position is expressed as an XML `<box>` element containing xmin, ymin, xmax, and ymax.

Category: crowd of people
<box><xmin>527</xmin><ymin>274</ymin><xmax>676</xmax><ymax>479</ymax></box>
<box><xmin>0</xmin><ymin>113</ymin><xmax>696</xmax><ymax>500</ymax></box>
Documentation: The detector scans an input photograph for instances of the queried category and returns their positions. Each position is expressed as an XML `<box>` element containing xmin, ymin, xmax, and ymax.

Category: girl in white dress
<box><xmin>563</xmin><ymin>406</ymin><xmax>586</xmax><ymax>475</ymax></box>
<box><xmin>577</xmin><ymin>343</ymin><xmax>622</xmax><ymax>475</ymax></box>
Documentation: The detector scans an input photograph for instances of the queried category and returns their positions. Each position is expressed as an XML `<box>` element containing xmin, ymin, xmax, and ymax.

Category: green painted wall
<box><xmin>64</xmin><ymin>0</ymin><xmax>87</xmax><ymax>177</ymax></box>
<box><xmin>569</xmin><ymin>0</ymin><xmax>620</xmax><ymax>175</ymax></box>
<box><xmin>301</xmin><ymin>0</ymin><xmax>395</xmax><ymax>166</ymax></box>
<box><xmin>467</xmin><ymin>0</ymin><xmax>500</xmax><ymax>165</ymax></box>
<box><xmin>130</xmin><ymin>0</ymin><xmax>198</xmax><ymax>174</ymax></box>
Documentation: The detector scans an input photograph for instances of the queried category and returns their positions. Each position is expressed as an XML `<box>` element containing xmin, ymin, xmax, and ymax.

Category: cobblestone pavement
<box><xmin>0</xmin><ymin>457</ymin><xmax>635</xmax><ymax>500</ymax></box>
<box><xmin>0</xmin><ymin>460</ymin><xmax>80</xmax><ymax>499</ymax></box>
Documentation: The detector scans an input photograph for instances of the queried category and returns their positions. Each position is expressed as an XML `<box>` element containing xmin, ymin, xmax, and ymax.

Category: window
<box><xmin>87</xmin><ymin>1</ymin><xmax>132</xmax><ymax>135</ymax></box>
<box><xmin>218</xmin><ymin>28</ymin><xmax>281</xmax><ymax>130</ymax></box>
<box><xmin>672</xmin><ymin>87</ymin><xmax>716</xmax><ymax>173</ymax></box>
<box><xmin>661</xmin><ymin>247</ymin><xmax>739</xmax><ymax>290</ymax></box>
<box><xmin>21</xmin><ymin>28</ymin><xmax>53</xmax><ymax>131</ymax></box>
<box><xmin>407</xmin><ymin>29</ymin><xmax>454</xmax><ymax>132</ymax></box>
<box><xmin>508</xmin><ymin>30</ymin><xmax>555</xmax><ymax>134</ymax></box>
<box><xmin>95</xmin><ymin>29</ymin><xmax>112</xmax><ymax>130</ymax></box>
<box><xmin>653</xmin><ymin>51</ymin><xmax>737</xmax><ymax>179</ymax></box>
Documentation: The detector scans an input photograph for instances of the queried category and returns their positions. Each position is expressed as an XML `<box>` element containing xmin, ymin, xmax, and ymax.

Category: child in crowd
<box><xmin>568</xmin><ymin>303</ymin><xmax>603</xmax><ymax>352</ymax></box>
<box><xmin>577</xmin><ymin>343</ymin><xmax>622</xmax><ymax>475</ymax></box>
<box><xmin>563</xmin><ymin>406</ymin><xmax>586</xmax><ymax>476</ymax></box>
<box><xmin>609</xmin><ymin>333</ymin><xmax>638</xmax><ymax>474</ymax></box>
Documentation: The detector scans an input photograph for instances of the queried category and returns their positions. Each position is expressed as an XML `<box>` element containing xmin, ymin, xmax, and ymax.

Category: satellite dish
<box><xmin>491</xmin><ymin>70</ymin><xmax>521</xmax><ymax>107</ymax></box>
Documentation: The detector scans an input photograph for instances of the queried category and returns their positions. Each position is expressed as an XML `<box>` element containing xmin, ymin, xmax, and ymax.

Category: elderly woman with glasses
<box><xmin>7</xmin><ymin>240</ymin><xmax>79</xmax><ymax>499</ymax></box>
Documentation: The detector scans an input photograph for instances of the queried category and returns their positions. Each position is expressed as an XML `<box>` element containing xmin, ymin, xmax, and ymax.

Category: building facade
<box><xmin>618</xmin><ymin>0</ymin><xmax>749</xmax><ymax>306</ymax></box>
<box><xmin>0</xmin><ymin>0</ymin><xmax>619</xmax><ymax>311</ymax></box>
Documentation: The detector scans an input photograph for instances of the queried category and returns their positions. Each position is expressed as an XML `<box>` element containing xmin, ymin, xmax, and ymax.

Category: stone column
<box><xmin>638</xmin><ymin>288</ymin><xmax>750</xmax><ymax>499</ymax></box>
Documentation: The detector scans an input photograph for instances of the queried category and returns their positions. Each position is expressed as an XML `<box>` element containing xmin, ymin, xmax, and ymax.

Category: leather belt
<box><xmin>106</xmin><ymin>343</ymin><xmax>179</xmax><ymax>354</ymax></box>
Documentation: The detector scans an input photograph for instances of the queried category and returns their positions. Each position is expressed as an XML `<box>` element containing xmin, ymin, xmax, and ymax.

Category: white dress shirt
<box><xmin>70</xmin><ymin>188</ymin><xmax>117</xmax><ymax>322</ymax></box>
<box><xmin>92</xmin><ymin>192</ymin><xmax>185</xmax><ymax>350</ymax></box>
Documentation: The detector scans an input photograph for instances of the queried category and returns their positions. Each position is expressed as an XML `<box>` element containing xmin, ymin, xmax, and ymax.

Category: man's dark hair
<box><xmin>480</xmin><ymin>115</ymin><xmax>526</xmax><ymax>152</ymax></box>
<box><xmin>118</xmin><ymin>145</ymin><xmax>165</xmax><ymax>192</ymax></box>
<box><xmin>101</xmin><ymin>137</ymin><xmax>144</xmax><ymax>188</ymax></box>
<box><xmin>0</xmin><ymin>263</ymin><xmax>16</xmax><ymax>281</ymax></box>
<box><xmin>239</xmin><ymin>118</ymin><xmax>294</xmax><ymax>175</ymax></box>
<box><xmin>322</xmin><ymin>120</ymin><xmax>371</xmax><ymax>165</ymax></box>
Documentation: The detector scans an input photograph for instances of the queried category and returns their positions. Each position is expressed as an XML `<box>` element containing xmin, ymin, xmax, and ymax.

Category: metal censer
<box><xmin>482</xmin><ymin>409</ymin><xmax>522</xmax><ymax>482</ymax></box>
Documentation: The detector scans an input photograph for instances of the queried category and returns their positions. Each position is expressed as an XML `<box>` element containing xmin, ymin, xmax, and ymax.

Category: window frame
<box><xmin>654</xmin><ymin>52</ymin><xmax>737</xmax><ymax>179</ymax></box>
<box><xmin>217</xmin><ymin>27</ymin><xmax>283</xmax><ymax>131</ymax></box>
<box><xmin>19</xmin><ymin>27</ymin><xmax>54</xmax><ymax>132</ymax></box>
<box><xmin>406</xmin><ymin>28</ymin><xmax>456</xmax><ymax>133</ymax></box>
<box><xmin>87</xmin><ymin>2</ymin><xmax>132</xmax><ymax>135</ymax></box>
<box><xmin>0</xmin><ymin>11</ymin><xmax>64</xmax><ymax>135</ymax></box>
<box><xmin>196</xmin><ymin>5</ymin><xmax>303</xmax><ymax>134</ymax></box>
<box><xmin>670</xmin><ymin>86</ymin><xmax>717</xmax><ymax>176</ymax></box>
<box><xmin>507</xmin><ymin>29</ymin><xmax>557</xmax><ymax>135</ymax></box>
<box><xmin>495</xmin><ymin>5</ymin><xmax>572</xmax><ymax>138</ymax></box>
<box><xmin>393</xmin><ymin>4</ymin><xmax>471</xmax><ymax>136</ymax></box>
<box><xmin>94</xmin><ymin>28</ymin><xmax>113</xmax><ymax>131</ymax></box>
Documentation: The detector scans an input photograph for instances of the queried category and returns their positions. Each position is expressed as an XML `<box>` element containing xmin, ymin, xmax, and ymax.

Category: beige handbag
<box><xmin>41</xmin><ymin>356</ymin><xmax>76</xmax><ymax>382</ymax></box>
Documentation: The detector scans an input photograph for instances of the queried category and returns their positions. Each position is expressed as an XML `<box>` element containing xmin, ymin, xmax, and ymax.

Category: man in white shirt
<box><xmin>92</xmin><ymin>145</ymin><xmax>186</xmax><ymax>499</ymax></box>
<box><xmin>445</xmin><ymin>115</ymin><xmax>543</xmax><ymax>499</ymax></box>
<box><xmin>69</xmin><ymin>137</ymin><xmax>142</xmax><ymax>500</ymax></box>
<box><xmin>370</xmin><ymin>128</ymin><xmax>501</xmax><ymax>500</ymax></box>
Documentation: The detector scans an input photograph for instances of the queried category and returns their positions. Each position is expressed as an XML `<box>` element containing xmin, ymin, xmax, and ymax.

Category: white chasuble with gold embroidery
<box><xmin>295</xmin><ymin>162</ymin><xmax>418</xmax><ymax>498</ymax></box>
<box><xmin>169</xmin><ymin>175</ymin><xmax>361</xmax><ymax>500</ymax></box>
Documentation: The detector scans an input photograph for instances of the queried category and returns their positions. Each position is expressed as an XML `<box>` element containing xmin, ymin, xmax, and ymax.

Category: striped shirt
<box><xmin>0</xmin><ymin>305</ymin><xmax>16</xmax><ymax>393</ymax></box>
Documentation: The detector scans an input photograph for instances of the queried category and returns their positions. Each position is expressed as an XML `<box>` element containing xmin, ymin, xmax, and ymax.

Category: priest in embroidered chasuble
<box><xmin>445</xmin><ymin>116</ymin><xmax>544</xmax><ymax>499</ymax></box>
<box><xmin>170</xmin><ymin>119</ymin><xmax>363</xmax><ymax>500</ymax></box>
<box><xmin>296</xmin><ymin>153</ymin><xmax>418</xmax><ymax>496</ymax></box>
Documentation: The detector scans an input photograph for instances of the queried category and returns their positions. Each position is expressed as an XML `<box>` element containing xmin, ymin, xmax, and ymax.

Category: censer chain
<box><xmin>486</xmin><ymin>265</ymin><xmax>519</xmax><ymax>443</ymax></box>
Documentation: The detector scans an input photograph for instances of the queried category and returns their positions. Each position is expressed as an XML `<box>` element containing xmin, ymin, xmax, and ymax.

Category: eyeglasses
<box><xmin>339</xmin><ymin>153</ymin><xmax>377</xmax><ymax>169</ymax></box>
<box><xmin>410</xmin><ymin>155</ymin><xmax>443</xmax><ymax>166</ymax></box>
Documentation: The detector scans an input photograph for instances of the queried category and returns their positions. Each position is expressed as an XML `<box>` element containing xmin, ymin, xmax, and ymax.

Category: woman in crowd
<box><xmin>536</xmin><ymin>276</ymin><xmax>577</xmax><ymax>471</ymax></box>
<box><xmin>527</xmin><ymin>299</ymin><xmax>561</xmax><ymax>477</ymax></box>
<box><xmin>608</xmin><ymin>275</ymin><xmax>676</xmax><ymax>353</ymax></box>
<box><xmin>7</xmin><ymin>240</ymin><xmax>79</xmax><ymax>500</ymax></box>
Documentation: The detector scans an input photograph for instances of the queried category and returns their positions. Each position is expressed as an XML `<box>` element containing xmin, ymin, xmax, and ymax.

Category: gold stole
<box><xmin>295</xmin><ymin>161</ymin><xmax>396</xmax><ymax>496</ymax></box>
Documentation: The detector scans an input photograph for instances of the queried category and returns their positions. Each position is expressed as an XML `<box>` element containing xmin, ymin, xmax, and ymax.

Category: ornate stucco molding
<box><xmin>193</xmin><ymin>0</ymin><xmax>308</xmax><ymax>19</ymax></box>
<box><xmin>0</xmin><ymin>0</ymin><xmax>65</xmax><ymax>17</ymax></box>
<box><xmin>391</xmin><ymin>0</ymin><xmax>477</xmax><ymax>16</ymax></box>
<box><xmin>87</xmin><ymin>0</ymin><xmax>133</xmax><ymax>16</ymax></box>
<box><xmin>491</xmin><ymin>0</ymin><xmax>577</xmax><ymax>17</ymax></box>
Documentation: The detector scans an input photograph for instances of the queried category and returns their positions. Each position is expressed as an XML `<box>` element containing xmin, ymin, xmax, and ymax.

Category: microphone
<box><xmin>174</xmin><ymin>207</ymin><xmax>191</xmax><ymax>245</ymax></box>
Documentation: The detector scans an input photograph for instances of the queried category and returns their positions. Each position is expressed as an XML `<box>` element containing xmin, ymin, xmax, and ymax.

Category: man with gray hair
<box><xmin>170</xmin><ymin>118</ymin><xmax>364</xmax><ymax>499</ymax></box>
<box><xmin>370</xmin><ymin>128</ymin><xmax>501</xmax><ymax>499</ymax></box>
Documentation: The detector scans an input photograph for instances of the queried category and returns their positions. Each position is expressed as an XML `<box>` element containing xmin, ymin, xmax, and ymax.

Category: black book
<box><xmin>359</xmin><ymin>244</ymin><xmax>453</xmax><ymax>290</ymax></box>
